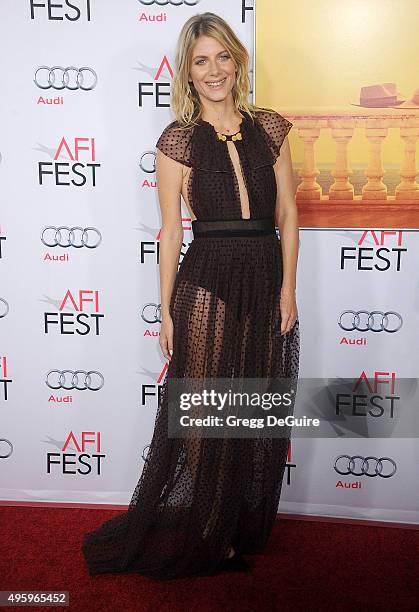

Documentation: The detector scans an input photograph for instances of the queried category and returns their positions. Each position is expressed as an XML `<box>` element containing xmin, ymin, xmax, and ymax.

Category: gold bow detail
<box><xmin>216</xmin><ymin>131</ymin><xmax>242</xmax><ymax>142</ymax></box>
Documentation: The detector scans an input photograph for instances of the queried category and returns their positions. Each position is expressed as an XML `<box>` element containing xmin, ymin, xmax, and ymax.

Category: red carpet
<box><xmin>1</xmin><ymin>506</ymin><xmax>417</xmax><ymax>611</ymax></box>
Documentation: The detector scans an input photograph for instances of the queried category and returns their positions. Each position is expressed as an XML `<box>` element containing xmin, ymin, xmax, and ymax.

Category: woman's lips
<box><xmin>205</xmin><ymin>77</ymin><xmax>227</xmax><ymax>89</ymax></box>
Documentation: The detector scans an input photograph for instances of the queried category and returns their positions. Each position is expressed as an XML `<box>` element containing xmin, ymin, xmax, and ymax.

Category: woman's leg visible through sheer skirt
<box><xmin>82</xmin><ymin>264</ymin><xmax>299</xmax><ymax>578</ymax></box>
<box><xmin>179</xmin><ymin>286</ymin><xmax>233</xmax><ymax>548</ymax></box>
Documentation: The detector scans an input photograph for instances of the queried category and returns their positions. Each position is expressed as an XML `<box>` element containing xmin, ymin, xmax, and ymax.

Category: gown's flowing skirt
<box><xmin>82</xmin><ymin>232</ymin><xmax>300</xmax><ymax>580</ymax></box>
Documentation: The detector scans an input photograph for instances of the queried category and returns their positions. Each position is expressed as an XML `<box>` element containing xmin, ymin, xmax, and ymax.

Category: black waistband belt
<box><xmin>191</xmin><ymin>216</ymin><xmax>276</xmax><ymax>238</ymax></box>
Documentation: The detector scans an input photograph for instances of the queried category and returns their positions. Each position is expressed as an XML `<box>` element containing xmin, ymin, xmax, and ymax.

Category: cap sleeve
<box><xmin>155</xmin><ymin>120</ymin><xmax>193</xmax><ymax>167</ymax></box>
<box><xmin>255</xmin><ymin>109</ymin><xmax>293</xmax><ymax>161</ymax></box>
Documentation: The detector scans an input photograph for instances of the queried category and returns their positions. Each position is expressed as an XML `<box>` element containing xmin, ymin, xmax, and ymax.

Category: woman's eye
<box><xmin>195</xmin><ymin>55</ymin><xmax>230</xmax><ymax>65</ymax></box>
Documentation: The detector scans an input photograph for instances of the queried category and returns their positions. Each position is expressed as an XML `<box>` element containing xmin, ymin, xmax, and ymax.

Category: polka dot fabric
<box><xmin>154</xmin><ymin>108</ymin><xmax>293</xmax><ymax>221</ymax></box>
<box><xmin>82</xmin><ymin>108</ymin><xmax>300</xmax><ymax>580</ymax></box>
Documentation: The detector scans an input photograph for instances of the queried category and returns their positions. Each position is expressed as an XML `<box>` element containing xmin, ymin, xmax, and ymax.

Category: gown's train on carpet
<box><xmin>82</xmin><ymin>109</ymin><xmax>300</xmax><ymax>580</ymax></box>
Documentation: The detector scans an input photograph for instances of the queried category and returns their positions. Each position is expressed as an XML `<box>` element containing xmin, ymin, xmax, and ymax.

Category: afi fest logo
<box><xmin>38</xmin><ymin>137</ymin><xmax>100</xmax><ymax>186</ymax></box>
<box><xmin>139</xmin><ymin>218</ymin><xmax>192</xmax><ymax>264</ymax></box>
<box><xmin>138</xmin><ymin>55</ymin><xmax>174</xmax><ymax>108</ymax></box>
<box><xmin>285</xmin><ymin>441</ymin><xmax>296</xmax><ymax>486</ymax></box>
<box><xmin>0</xmin><ymin>225</ymin><xmax>6</xmax><ymax>259</ymax></box>
<box><xmin>336</xmin><ymin>371</ymin><xmax>399</xmax><ymax>419</ymax></box>
<box><xmin>340</xmin><ymin>230</ymin><xmax>407</xmax><ymax>271</ymax></box>
<box><xmin>0</xmin><ymin>357</ymin><xmax>12</xmax><ymax>401</ymax></box>
<box><xmin>30</xmin><ymin>0</ymin><xmax>92</xmax><ymax>21</ymax></box>
<box><xmin>140</xmin><ymin>362</ymin><xmax>169</xmax><ymax>407</ymax></box>
<box><xmin>46</xmin><ymin>431</ymin><xmax>105</xmax><ymax>475</ymax></box>
<box><xmin>44</xmin><ymin>289</ymin><xmax>104</xmax><ymax>335</ymax></box>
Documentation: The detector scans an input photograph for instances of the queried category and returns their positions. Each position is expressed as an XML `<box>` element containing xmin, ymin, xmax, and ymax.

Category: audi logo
<box><xmin>141</xmin><ymin>303</ymin><xmax>161</xmax><ymax>324</ymax></box>
<box><xmin>139</xmin><ymin>0</ymin><xmax>201</xmax><ymax>5</ymax></box>
<box><xmin>334</xmin><ymin>455</ymin><xmax>397</xmax><ymax>478</ymax></box>
<box><xmin>0</xmin><ymin>298</ymin><xmax>9</xmax><ymax>318</ymax></box>
<box><xmin>46</xmin><ymin>370</ymin><xmax>104</xmax><ymax>391</ymax></box>
<box><xmin>0</xmin><ymin>439</ymin><xmax>13</xmax><ymax>459</ymax></box>
<box><xmin>41</xmin><ymin>226</ymin><xmax>102</xmax><ymax>249</ymax></box>
<box><xmin>139</xmin><ymin>151</ymin><xmax>157</xmax><ymax>174</ymax></box>
<box><xmin>142</xmin><ymin>444</ymin><xmax>151</xmax><ymax>462</ymax></box>
<box><xmin>34</xmin><ymin>66</ymin><xmax>98</xmax><ymax>91</ymax></box>
<box><xmin>338</xmin><ymin>310</ymin><xmax>403</xmax><ymax>333</ymax></box>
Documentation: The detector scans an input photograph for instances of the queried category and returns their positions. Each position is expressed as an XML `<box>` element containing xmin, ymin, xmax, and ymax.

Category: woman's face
<box><xmin>188</xmin><ymin>35</ymin><xmax>236</xmax><ymax>104</ymax></box>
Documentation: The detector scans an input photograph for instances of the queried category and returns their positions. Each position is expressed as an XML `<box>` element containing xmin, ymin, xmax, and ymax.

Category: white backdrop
<box><xmin>0</xmin><ymin>0</ymin><xmax>418</xmax><ymax>525</ymax></box>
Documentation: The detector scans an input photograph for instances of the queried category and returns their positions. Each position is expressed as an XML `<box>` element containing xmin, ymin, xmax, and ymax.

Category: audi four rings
<box><xmin>0</xmin><ymin>297</ymin><xmax>9</xmax><ymax>318</ymax></box>
<box><xmin>338</xmin><ymin>310</ymin><xmax>403</xmax><ymax>332</ymax></box>
<box><xmin>334</xmin><ymin>455</ymin><xmax>397</xmax><ymax>478</ymax></box>
<box><xmin>46</xmin><ymin>370</ymin><xmax>105</xmax><ymax>391</ymax></box>
<box><xmin>34</xmin><ymin>66</ymin><xmax>98</xmax><ymax>90</ymax></box>
<box><xmin>142</xmin><ymin>445</ymin><xmax>151</xmax><ymax>462</ymax></box>
<box><xmin>41</xmin><ymin>226</ymin><xmax>102</xmax><ymax>248</ymax></box>
<box><xmin>139</xmin><ymin>151</ymin><xmax>157</xmax><ymax>174</ymax></box>
<box><xmin>0</xmin><ymin>439</ymin><xmax>13</xmax><ymax>459</ymax></box>
<box><xmin>139</xmin><ymin>1</ymin><xmax>201</xmax><ymax>5</ymax></box>
<box><xmin>141</xmin><ymin>303</ymin><xmax>161</xmax><ymax>324</ymax></box>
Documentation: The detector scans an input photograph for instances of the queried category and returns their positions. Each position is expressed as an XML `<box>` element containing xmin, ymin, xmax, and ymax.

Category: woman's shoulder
<box><xmin>157</xmin><ymin>119</ymin><xmax>195</xmax><ymax>139</ymax></box>
<box><xmin>252</xmin><ymin>106</ymin><xmax>292</xmax><ymax>132</ymax></box>
<box><xmin>155</xmin><ymin>119</ymin><xmax>195</xmax><ymax>166</ymax></box>
<box><xmin>251</xmin><ymin>106</ymin><xmax>293</xmax><ymax>158</ymax></box>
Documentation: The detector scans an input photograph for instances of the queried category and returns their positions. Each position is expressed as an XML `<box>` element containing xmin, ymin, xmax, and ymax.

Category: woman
<box><xmin>82</xmin><ymin>11</ymin><xmax>300</xmax><ymax>580</ymax></box>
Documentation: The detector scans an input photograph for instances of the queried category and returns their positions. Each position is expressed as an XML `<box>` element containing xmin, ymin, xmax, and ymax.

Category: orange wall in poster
<box><xmin>255</xmin><ymin>0</ymin><xmax>419</xmax><ymax>227</ymax></box>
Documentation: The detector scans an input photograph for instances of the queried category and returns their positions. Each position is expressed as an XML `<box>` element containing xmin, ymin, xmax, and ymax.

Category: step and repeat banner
<box><xmin>0</xmin><ymin>0</ymin><xmax>256</xmax><ymax>503</ymax></box>
<box><xmin>283</xmin><ymin>230</ymin><xmax>419</xmax><ymax>524</ymax></box>
<box><xmin>1</xmin><ymin>1</ymin><xmax>418</xmax><ymax>525</ymax></box>
<box><xmin>257</xmin><ymin>0</ymin><xmax>419</xmax><ymax>524</ymax></box>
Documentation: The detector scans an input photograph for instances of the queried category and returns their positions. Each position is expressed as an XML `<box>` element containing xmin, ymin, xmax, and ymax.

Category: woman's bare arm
<box><xmin>155</xmin><ymin>148</ymin><xmax>184</xmax><ymax>356</ymax></box>
<box><xmin>273</xmin><ymin>136</ymin><xmax>299</xmax><ymax>332</ymax></box>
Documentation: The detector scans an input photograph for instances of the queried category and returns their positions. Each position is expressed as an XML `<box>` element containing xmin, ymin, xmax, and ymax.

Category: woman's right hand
<box><xmin>159</xmin><ymin>312</ymin><xmax>174</xmax><ymax>361</ymax></box>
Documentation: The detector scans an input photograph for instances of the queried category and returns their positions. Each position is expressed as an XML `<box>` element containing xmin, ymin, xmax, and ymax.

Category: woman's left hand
<box><xmin>280</xmin><ymin>286</ymin><xmax>298</xmax><ymax>335</ymax></box>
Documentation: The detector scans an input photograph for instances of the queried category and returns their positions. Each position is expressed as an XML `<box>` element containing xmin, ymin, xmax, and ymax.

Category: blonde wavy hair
<box><xmin>171</xmin><ymin>11</ymin><xmax>275</xmax><ymax>129</ymax></box>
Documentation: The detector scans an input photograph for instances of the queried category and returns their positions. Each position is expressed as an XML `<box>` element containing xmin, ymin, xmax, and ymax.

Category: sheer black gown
<box><xmin>82</xmin><ymin>108</ymin><xmax>300</xmax><ymax>580</ymax></box>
